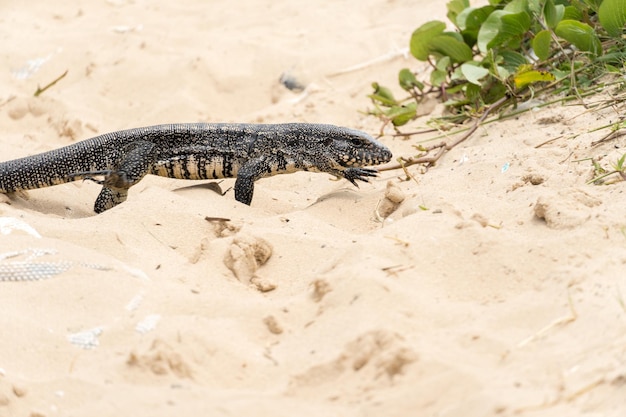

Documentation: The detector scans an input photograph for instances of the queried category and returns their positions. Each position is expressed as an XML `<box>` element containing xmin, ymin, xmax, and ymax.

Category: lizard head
<box><xmin>308</xmin><ymin>124</ymin><xmax>392</xmax><ymax>168</ymax></box>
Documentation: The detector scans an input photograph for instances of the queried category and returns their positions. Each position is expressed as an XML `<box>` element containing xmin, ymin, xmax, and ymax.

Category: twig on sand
<box><xmin>591</xmin><ymin>129</ymin><xmax>626</xmax><ymax>147</ymax></box>
<box><xmin>327</xmin><ymin>48</ymin><xmax>410</xmax><ymax>77</ymax></box>
<box><xmin>378</xmin><ymin>95</ymin><xmax>508</xmax><ymax>173</ymax></box>
<box><xmin>517</xmin><ymin>292</ymin><xmax>578</xmax><ymax>348</ymax></box>
<box><xmin>534</xmin><ymin>135</ymin><xmax>564</xmax><ymax>148</ymax></box>
<box><xmin>34</xmin><ymin>70</ymin><xmax>68</xmax><ymax>97</ymax></box>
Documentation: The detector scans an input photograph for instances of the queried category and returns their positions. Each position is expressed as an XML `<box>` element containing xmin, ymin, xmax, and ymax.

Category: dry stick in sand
<box><xmin>591</xmin><ymin>129</ymin><xmax>626</xmax><ymax>147</ymax></box>
<box><xmin>34</xmin><ymin>70</ymin><xmax>68</xmax><ymax>97</ymax></box>
<box><xmin>378</xmin><ymin>95</ymin><xmax>508</xmax><ymax>173</ymax></box>
<box><xmin>326</xmin><ymin>48</ymin><xmax>410</xmax><ymax>77</ymax></box>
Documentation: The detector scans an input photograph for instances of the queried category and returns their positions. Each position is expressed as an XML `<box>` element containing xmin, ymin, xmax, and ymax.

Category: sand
<box><xmin>1</xmin><ymin>0</ymin><xmax>626</xmax><ymax>416</ymax></box>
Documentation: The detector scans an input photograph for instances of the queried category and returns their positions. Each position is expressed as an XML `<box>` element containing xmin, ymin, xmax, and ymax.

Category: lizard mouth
<box><xmin>337</xmin><ymin>147</ymin><xmax>392</xmax><ymax>167</ymax></box>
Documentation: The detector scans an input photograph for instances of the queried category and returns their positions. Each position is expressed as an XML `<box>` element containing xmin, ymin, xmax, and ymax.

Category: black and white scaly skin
<box><xmin>0</xmin><ymin>123</ymin><xmax>392</xmax><ymax>213</ymax></box>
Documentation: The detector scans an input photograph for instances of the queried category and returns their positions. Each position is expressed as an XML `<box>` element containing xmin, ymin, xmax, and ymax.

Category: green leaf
<box><xmin>494</xmin><ymin>65</ymin><xmax>511</xmax><ymax>79</ymax></box>
<box><xmin>465</xmin><ymin>83</ymin><xmax>482</xmax><ymax>102</ymax></box>
<box><xmin>513</xmin><ymin>68</ymin><xmax>556</xmax><ymax>88</ymax></box>
<box><xmin>447</xmin><ymin>0</ymin><xmax>470</xmax><ymax>26</ymax></box>
<box><xmin>410</xmin><ymin>21</ymin><xmax>446</xmax><ymax>60</ymax></box>
<box><xmin>481</xmin><ymin>79</ymin><xmax>507</xmax><ymax>103</ymax></box>
<box><xmin>599</xmin><ymin>0</ymin><xmax>626</xmax><ymax>37</ymax></box>
<box><xmin>477</xmin><ymin>10</ymin><xmax>508</xmax><ymax>53</ymax></box>
<box><xmin>457</xmin><ymin>5</ymin><xmax>495</xmax><ymax>30</ymax></box>
<box><xmin>543</xmin><ymin>0</ymin><xmax>564</xmax><ymax>28</ymax></box>
<box><xmin>431</xmin><ymin>68</ymin><xmax>448</xmax><ymax>87</ymax></box>
<box><xmin>614</xmin><ymin>152</ymin><xmax>626</xmax><ymax>171</ymax></box>
<box><xmin>563</xmin><ymin>5</ymin><xmax>583</xmax><ymax>20</ymax></box>
<box><xmin>450</xmin><ymin>65</ymin><xmax>464</xmax><ymax>82</ymax></box>
<box><xmin>458</xmin><ymin>5</ymin><xmax>496</xmax><ymax>46</ymax></box>
<box><xmin>435</xmin><ymin>56</ymin><xmax>451</xmax><ymax>71</ymax></box>
<box><xmin>499</xmin><ymin>50</ymin><xmax>528</xmax><ymax>71</ymax></box>
<box><xmin>477</xmin><ymin>11</ymin><xmax>531</xmax><ymax>52</ymax></box>
<box><xmin>532</xmin><ymin>29</ymin><xmax>553</xmax><ymax>61</ymax></box>
<box><xmin>597</xmin><ymin>51</ymin><xmax>626</xmax><ymax>62</ymax></box>
<box><xmin>501</xmin><ymin>12</ymin><xmax>530</xmax><ymax>36</ymax></box>
<box><xmin>386</xmin><ymin>103</ymin><xmax>417</xmax><ymax>126</ymax></box>
<box><xmin>429</xmin><ymin>33</ymin><xmax>474</xmax><ymax>62</ymax></box>
<box><xmin>456</xmin><ymin>6</ymin><xmax>476</xmax><ymax>30</ymax></box>
<box><xmin>368</xmin><ymin>82</ymin><xmax>397</xmax><ymax>106</ymax></box>
<box><xmin>555</xmin><ymin>20</ymin><xmax>602</xmax><ymax>55</ymax></box>
<box><xmin>461</xmin><ymin>62</ymin><xmax>490</xmax><ymax>85</ymax></box>
<box><xmin>398</xmin><ymin>68</ymin><xmax>424</xmax><ymax>91</ymax></box>
<box><xmin>528</xmin><ymin>0</ymin><xmax>542</xmax><ymax>14</ymax></box>
<box><xmin>503</xmin><ymin>0</ymin><xmax>530</xmax><ymax>13</ymax></box>
<box><xmin>441</xmin><ymin>30</ymin><xmax>466</xmax><ymax>43</ymax></box>
<box><xmin>499</xmin><ymin>11</ymin><xmax>532</xmax><ymax>41</ymax></box>
<box><xmin>583</xmin><ymin>0</ymin><xmax>602</xmax><ymax>12</ymax></box>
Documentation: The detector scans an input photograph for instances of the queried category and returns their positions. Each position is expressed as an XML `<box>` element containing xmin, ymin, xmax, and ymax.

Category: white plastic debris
<box><xmin>120</xmin><ymin>265</ymin><xmax>149</xmax><ymax>281</ymax></box>
<box><xmin>11</xmin><ymin>56</ymin><xmax>51</xmax><ymax>80</ymax></box>
<box><xmin>0</xmin><ymin>261</ymin><xmax>73</xmax><ymax>281</ymax></box>
<box><xmin>0</xmin><ymin>217</ymin><xmax>42</xmax><ymax>238</ymax></box>
<box><xmin>135</xmin><ymin>314</ymin><xmax>161</xmax><ymax>334</ymax></box>
<box><xmin>125</xmin><ymin>292</ymin><xmax>144</xmax><ymax>311</ymax></box>
<box><xmin>111</xmin><ymin>24</ymin><xmax>143</xmax><ymax>33</ymax></box>
<box><xmin>67</xmin><ymin>326</ymin><xmax>103</xmax><ymax>349</ymax></box>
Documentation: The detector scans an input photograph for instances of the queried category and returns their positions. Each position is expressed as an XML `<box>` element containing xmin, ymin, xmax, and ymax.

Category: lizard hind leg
<box><xmin>234</xmin><ymin>158</ymin><xmax>271</xmax><ymax>205</ymax></box>
<box><xmin>104</xmin><ymin>141</ymin><xmax>157</xmax><ymax>188</ymax></box>
<box><xmin>94</xmin><ymin>186</ymin><xmax>128</xmax><ymax>213</ymax></box>
<box><xmin>92</xmin><ymin>140</ymin><xmax>157</xmax><ymax>213</ymax></box>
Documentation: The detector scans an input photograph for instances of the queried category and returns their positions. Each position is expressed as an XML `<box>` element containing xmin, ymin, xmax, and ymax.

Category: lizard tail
<box><xmin>0</xmin><ymin>140</ymin><xmax>110</xmax><ymax>193</ymax></box>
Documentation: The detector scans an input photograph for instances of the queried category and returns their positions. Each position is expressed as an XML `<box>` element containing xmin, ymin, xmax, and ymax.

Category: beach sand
<box><xmin>1</xmin><ymin>0</ymin><xmax>625</xmax><ymax>416</ymax></box>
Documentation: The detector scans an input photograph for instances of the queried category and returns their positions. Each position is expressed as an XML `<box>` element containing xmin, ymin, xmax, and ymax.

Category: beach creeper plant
<box><xmin>369</xmin><ymin>0</ymin><xmax>626</xmax><ymax>174</ymax></box>
<box><xmin>587</xmin><ymin>152</ymin><xmax>626</xmax><ymax>184</ymax></box>
<box><xmin>370</xmin><ymin>0</ymin><xmax>626</xmax><ymax>127</ymax></box>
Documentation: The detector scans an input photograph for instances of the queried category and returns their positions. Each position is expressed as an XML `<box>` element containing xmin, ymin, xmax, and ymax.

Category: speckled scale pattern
<box><xmin>0</xmin><ymin>123</ymin><xmax>392</xmax><ymax>212</ymax></box>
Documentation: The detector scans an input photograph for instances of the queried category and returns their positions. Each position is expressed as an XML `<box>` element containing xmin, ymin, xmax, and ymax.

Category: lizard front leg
<box><xmin>234</xmin><ymin>158</ymin><xmax>271</xmax><ymax>205</ymax></box>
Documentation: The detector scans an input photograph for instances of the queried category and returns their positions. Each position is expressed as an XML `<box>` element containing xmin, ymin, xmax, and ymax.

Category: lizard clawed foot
<box><xmin>343</xmin><ymin>167</ymin><xmax>378</xmax><ymax>187</ymax></box>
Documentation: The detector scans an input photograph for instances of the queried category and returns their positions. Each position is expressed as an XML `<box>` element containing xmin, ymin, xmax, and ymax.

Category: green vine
<box><xmin>369</xmin><ymin>0</ymin><xmax>626</xmax><ymax>139</ymax></box>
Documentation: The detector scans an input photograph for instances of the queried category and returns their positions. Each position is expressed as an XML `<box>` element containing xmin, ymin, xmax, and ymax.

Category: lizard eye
<box><xmin>350</xmin><ymin>138</ymin><xmax>362</xmax><ymax>146</ymax></box>
<box><xmin>323</xmin><ymin>137</ymin><xmax>333</xmax><ymax>146</ymax></box>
